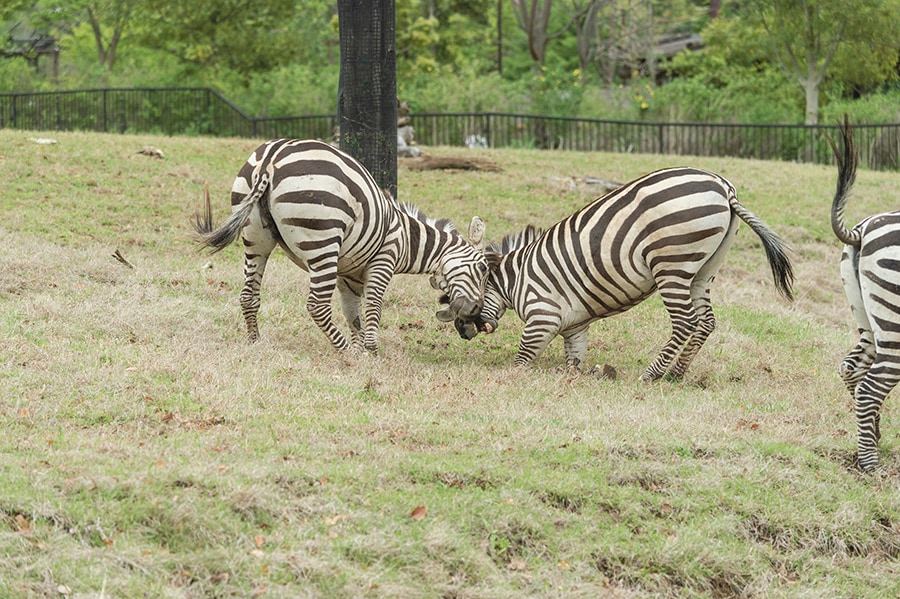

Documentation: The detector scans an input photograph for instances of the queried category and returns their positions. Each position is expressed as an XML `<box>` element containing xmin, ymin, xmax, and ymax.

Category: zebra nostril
<box><xmin>457</xmin><ymin>299</ymin><xmax>482</xmax><ymax>319</ymax></box>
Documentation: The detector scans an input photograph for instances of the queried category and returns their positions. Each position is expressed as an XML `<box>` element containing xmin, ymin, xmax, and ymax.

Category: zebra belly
<box><xmin>556</xmin><ymin>286</ymin><xmax>656</xmax><ymax>335</ymax></box>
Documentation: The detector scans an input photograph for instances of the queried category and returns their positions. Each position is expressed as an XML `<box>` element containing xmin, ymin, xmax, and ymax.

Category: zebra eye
<box><xmin>478</xmin><ymin>263</ymin><xmax>488</xmax><ymax>275</ymax></box>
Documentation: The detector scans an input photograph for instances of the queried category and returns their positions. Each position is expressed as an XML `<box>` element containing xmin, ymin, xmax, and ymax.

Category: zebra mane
<box><xmin>487</xmin><ymin>225</ymin><xmax>542</xmax><ymax>255</ymax></box>
<box><xmin>396</xmin><ymin>200</ymin><xmax>458</xmax><ymax>235</ymax></box>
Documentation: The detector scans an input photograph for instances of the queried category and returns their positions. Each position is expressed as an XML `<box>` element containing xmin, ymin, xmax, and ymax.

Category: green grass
<box><xmin>2</xmin><ymin>130</ymin><xmax>900</xmax><ymax>598</ymax></box>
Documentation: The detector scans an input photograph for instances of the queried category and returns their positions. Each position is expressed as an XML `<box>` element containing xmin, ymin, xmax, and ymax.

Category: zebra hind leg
<box><xmin>239</xmin><ymin>216</ymin><xmax>278</xmax><ymax>343</ymax></box>
<box><xmin>641</xmin><ymin>283</ymin><xmax>698</xmax><ymax>383</ymax></box>
<box><xmin>839</xmin><ymin>330</ymin><xmax>876</xmax><ymax>394</ymax></box>
<box><xmin>305</xmin><ymin>259</ymin><xmax>351</xmax><ymax>353</ymax></box>
<box><xmin>667</xmin><ymin>278</ymin><xmax>717</xmax><ymax>380</ymax></box>
<box><xmin>854</xmin><ymin>359</ymin><xmax>900</xmax><ymax>471</ymax></box>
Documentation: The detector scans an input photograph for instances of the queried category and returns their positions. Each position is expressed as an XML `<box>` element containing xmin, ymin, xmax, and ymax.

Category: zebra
<box><xmin>829</xmin><ymin>117</ymin><xmax>900</xmax><ymax>471</ymax></box>
<box><xmin>194</xmin><ymin>138</ymin><xmax>488</xmax><ymax>354</ymax></box>
<box><xmin>440</xmin><ymin>166</ymin><xmax>795</xmax><ymax>382</ymax></box>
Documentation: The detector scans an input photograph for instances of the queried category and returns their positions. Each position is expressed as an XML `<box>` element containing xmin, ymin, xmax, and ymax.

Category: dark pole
<box><xmin>337</xmin><ymin>0</ymin><xmax>398</xmax><ymax>199</ymax></box>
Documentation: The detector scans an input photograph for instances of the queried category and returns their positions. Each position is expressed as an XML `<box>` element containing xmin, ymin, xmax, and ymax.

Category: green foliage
<box><xmin>1</xmin><ymin>0</ymin><xmax>900</xmax><ymax>124</ymax></box>
<box><xmin>529</xmin><ymin>65</ymin><xmax>584</xmax><ymax>116</ymax></box>
<box><xmin>741</xmin><ymin>0</ymin><xmax>900</xmax><ymax>122</ymax></box>
<box><xmin>400</xmin><ymin>66</ymin><xmax>529</xmax><ymax>113</ymax></box>
<box><xmin>132</xmin><ymin>0</ymin><xmax>299</xmax><ymax>76</ymax></box>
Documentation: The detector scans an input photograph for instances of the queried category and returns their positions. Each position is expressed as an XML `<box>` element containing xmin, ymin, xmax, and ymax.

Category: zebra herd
<box><xmin>195</xmin><ymin>120</ymin><xmax>898</xmax><ymax>472</ymax></box>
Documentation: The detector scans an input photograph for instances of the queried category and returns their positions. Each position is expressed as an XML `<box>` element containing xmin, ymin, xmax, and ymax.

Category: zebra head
<box><xmin>430</xmin><ymin>216</ymin><xmax>489</xmax><ymax>323</ymax></box>
<box><xmin>441</xmin><ymin>225</ymin><xmax>541</xmax><ymax>340</ymax></box>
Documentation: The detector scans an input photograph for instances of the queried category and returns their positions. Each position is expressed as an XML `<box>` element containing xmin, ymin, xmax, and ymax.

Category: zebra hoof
<box><xmin>590</xmin><ymin>364</ymin><xmax>617</xmax><ymax>380</ymax></box>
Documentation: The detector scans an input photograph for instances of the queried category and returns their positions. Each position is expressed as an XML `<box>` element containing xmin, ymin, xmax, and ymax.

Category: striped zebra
<box><xmin>194</xmin><ymin>138</ymin><xmax>488</xmax><ymax>354</ymax></box>
<box><xmin>829</xmin><ymin>118</ymin><xmax>900</xmax><ymax>471</ymax></box>
<box><xmin>441</xmin><ymin>166</ymin><xmax>795</xmax><ymax>382</ymax></box>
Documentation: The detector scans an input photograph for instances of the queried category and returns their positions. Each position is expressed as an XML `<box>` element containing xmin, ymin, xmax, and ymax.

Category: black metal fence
<box><xmin>2</xmin><ymin>87</ymin><xmax>898</xmax><ymax>170</ymax></box>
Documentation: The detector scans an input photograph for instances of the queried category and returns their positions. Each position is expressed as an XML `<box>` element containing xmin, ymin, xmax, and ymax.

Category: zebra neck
<box><xmin>493</xmin><ymin>253</ymin><xmax>520</xmax><ymax>308</ymax></box>
<box><xmin>396</xmin><ymin>216</ymin><xmax>453</xmax><ymax>274</ymax></box>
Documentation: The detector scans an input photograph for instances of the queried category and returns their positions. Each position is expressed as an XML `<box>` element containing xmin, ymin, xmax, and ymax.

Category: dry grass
<box><xmin>1</xmin><ymin>130</ymin><xmax>899</xmax><ymax>598</ymax></box>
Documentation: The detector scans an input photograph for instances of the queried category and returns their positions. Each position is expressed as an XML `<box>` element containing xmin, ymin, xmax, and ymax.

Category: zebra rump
<box><xmin>828</xmin><ymin>116</ymin><xmax>900</xmax><ymax>472</ymax></box>
<box><xmin>451</xmin><ymin>166</ymin><xmax>794</xmax><ymax>383</ymax></box>
<box><xmin>194</xmin><ymin>138</ymin><xmax>488</xmax><ymax>355</ymax></box>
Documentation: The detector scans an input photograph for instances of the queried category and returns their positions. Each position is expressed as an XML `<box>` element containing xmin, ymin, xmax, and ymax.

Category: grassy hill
<box><xmin>1</xmin><ymin>130</ymin><xmax>898</xmax><ymax>598</ymax></box>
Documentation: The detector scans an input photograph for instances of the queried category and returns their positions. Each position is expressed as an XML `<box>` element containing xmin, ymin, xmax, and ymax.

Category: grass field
<box><xmin>1</xmin><ymin>129</ymin><xmax>899</xmax><ymax>598</ymax></box>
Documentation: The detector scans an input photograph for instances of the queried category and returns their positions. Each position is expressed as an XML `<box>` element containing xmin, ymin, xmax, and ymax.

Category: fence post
<box><xmin>102</xmin><ymin>89</ymin><xmax>108</xmax><ymax>132</ymax></box>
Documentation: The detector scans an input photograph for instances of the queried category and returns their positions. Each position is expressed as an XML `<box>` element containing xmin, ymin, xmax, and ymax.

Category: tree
<box><xmin>134</xmin><ymin>0</ymin><xmax>298</xmax><ymax>76</ymax></box>
<box><xmin>750</xmin><ymin>0</ymin><xmax>900</xmax><ymax>124</ymax></box>
<box><xmin>337</xmin><ymin>0</ymin><xmax>397</xmax><ymax>198</ymax></box>
<box><xmin>83</xmin><ymin>0</ymin><xmax>137</xmax><ymax>70</ymax></box>
<box><xmin>511</xmin><ymin>0</ymin><xmax>578</xmax><ymax>67</ymax></box>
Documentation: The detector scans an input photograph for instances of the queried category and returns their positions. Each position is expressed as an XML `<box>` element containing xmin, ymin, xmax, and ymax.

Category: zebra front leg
<box><xmin>641</xmin><ymin>284</ymin><xmax>698</xmax><ymax>383</ymax></box>
<box><xmin>514</xmin><ymin>315</ymin><xmax>562</xmax><ymax>367</ymax></box>
<box><xmin>359</xmin><ymin>260</ymin><xmax>396</xmax><ymax>355</ymax></box>
<box><xmin>337</xmin><ymin>276</ymin><xmax>365</xmax><ymax>352</ymax></box>
<box><xmin>562</xmin><ymin>326</ymin><xmax>590</xmax><ymax>371</ymax></box>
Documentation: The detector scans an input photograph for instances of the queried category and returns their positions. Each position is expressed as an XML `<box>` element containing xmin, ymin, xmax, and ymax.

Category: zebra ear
<box><xmin>468</xmin><ymin>216</ymin><xmax>486</xmax><ymax>250</ymax></box>
<box><xmin>435</xmin><ymin>308</ymin><xmax>455</xmax><ymax>322</ymax></box>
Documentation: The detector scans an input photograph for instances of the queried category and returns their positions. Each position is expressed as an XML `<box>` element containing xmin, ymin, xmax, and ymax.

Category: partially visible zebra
<box><xmin>194</xmin><ymin>138</ymin><xmax>488</xmax><ymax>354</ymax></box>
<box><xmin>441</xmin><ymin>166</ymin><xmax>794</xmax><ymax>382</ymax></box>
<box><xmin>829</xmin><ymin>117</ymin><xmax>900</xmax><ymax>471</ymax></box>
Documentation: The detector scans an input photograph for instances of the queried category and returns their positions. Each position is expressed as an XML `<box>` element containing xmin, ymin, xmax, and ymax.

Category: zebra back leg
<box><xmin>239</xmin><ymin>209</ymin><xmax>279</xmax><ymax>343</ymax></box>
<box><xmin>854</xmin><ymin>355</ymin><xmax>900</xmax><ymax>470</ymax></box>
<box><xmin>667</xmin><ymin>218</ymin><xmax>737</xmax><ymax>379</ymax></box>
<box><xmin>667</xmin><ymin>277</ymin><xmax>716</xmax><ymax>380</ymax></box>
<box><xmin>298</xmin><ymin>244</ymin><xmax>351</xmax><ymax>353</ymax></box>
<box><xmin>641</xmin><ymin>279</ymin><xmax>699</xmax><ymax>383</ymax></box>
<box><xmin>839</xmin><ymin>244</ymin><xmax>876</xmax><ymax>392</ymax></box>
<box><xmin>852</xmin><ymin>245</ymin><xmax>900</xmax><ymax>470</ymax></box>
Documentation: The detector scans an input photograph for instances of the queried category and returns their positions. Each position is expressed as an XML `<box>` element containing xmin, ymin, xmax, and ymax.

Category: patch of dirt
<box><xmin>400</xmin><ymin>155</ymin><xmax>502</xmax><ymax>172</ymax></box>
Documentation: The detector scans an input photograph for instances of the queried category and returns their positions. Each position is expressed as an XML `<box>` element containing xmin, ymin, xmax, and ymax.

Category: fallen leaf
<box><xmin>14</xmin><ymin>514</ymin><xmax>31</xmax><ymax>534</ymax></box>
<box><xmin>411</xmin><ymin>505</ymin><xmax>428</xmax><ymax>520</ymax></box>
<box><xmin>254</xmin><ymin>534</ymin><xmax>265</xmax><ymax>548</ymax></box>
<box><xmin>324</xmin><ymin>513</ymin><xmax>348</xmax><ymax>526</ymax></box>
<box><xmin>508</xmin><ymin>557</ymin><xmax>527</xmax><ymax>571</ymax></box>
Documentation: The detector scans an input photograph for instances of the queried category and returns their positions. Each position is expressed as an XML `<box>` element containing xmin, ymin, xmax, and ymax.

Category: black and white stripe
<box><xmin>450</xmin><ymin>166</ymin><xmax>794</xmax><ymax>382</ymax></box>
<box><xmin>194</xmin><ymin>138</ymin><xmax>487</xmax><ymax>354</ymax></box>
<box><xmin>829</xmin><ymin>118</ymin><xmax>900</xmax><ymax>471</ymax></box>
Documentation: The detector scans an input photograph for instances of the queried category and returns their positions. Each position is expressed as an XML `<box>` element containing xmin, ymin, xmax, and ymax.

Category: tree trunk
<box><xmin>337</xmin><ymin>0</ymin><xmax>398</xmax><ymax>199</ymax></box>
<box><xmin>804</xmin><ymin>76</ymin><xmax>819</xmax><ymax>125</ymax></box>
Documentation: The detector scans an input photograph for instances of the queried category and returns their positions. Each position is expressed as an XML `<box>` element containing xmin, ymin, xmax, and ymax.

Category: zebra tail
<box><xmin>826</xmin><ymin>114</ymin><xmax>861</xmax><ymax>248</ymax></box>
<box><xmin>728</xmin><ymin>193</ymin><xmax>796</xmax><ymax>302</ymax></box>
<box><xmin>193</xmin><ymin>172</ymin><xmax>270</xmax><ymax>253</ymax></box>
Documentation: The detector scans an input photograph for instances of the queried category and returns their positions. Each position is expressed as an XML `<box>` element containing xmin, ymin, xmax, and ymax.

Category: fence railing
<box><xmin>1</xmin><ymin>87</ymin><xmax>898</xmax><ymax>170</ymax></box>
